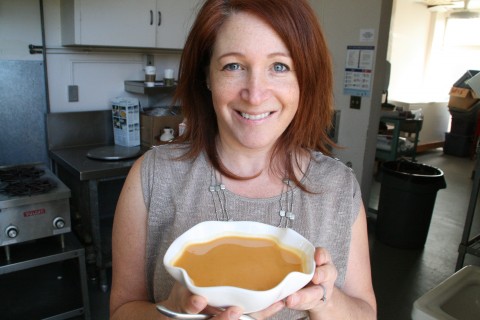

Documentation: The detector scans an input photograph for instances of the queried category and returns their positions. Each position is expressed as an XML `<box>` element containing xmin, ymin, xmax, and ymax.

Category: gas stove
<box><xmin>0</xmin><ymin>163</ymin><xmax>71</xmax><ymax>259</ymax></box>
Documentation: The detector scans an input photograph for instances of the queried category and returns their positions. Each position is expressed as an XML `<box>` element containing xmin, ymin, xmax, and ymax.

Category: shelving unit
<box><xmin>456</xmin><ymin>154</ymin><xmax>480</xmax><ymax>270</ymax></box>
<box><xmin>376</xmin><ymin>116</ymin><xmax>423</xmax><ymax>162</ymax></box>
<box><xmin>0</xmin><ymin>233</ymin><xmax>90</xmax><ymax>319</ymax></box>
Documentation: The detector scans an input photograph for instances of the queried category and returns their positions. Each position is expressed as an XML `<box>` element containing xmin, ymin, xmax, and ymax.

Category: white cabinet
<box><xmin>155</xmin><ymin>0</ymin><xmax>198</xmax><ymax>50</ymax></box>
<box><xmin>61</xmin><ymin>0</ymin><xmax>199</xmax><ymax>49</ymax></box>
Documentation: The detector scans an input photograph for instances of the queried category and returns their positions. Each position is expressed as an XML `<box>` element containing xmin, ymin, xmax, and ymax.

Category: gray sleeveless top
<box><xmin>142</xmin><ymin>144</ymin><xmax>361</xmax><ymax>319</ymax></box>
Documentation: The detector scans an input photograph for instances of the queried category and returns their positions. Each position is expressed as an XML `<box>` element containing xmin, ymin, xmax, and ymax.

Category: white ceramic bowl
<box><xmin>163</xmin><ymin>221</ymin><xmax>315</xmax><ymax>313</ymax></box>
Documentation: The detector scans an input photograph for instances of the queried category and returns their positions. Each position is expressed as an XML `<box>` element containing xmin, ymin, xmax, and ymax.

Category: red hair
<box><xmin>174</xmin><ymin>0</ymin><xmax>334</xmax><ymax>183</ymax></box>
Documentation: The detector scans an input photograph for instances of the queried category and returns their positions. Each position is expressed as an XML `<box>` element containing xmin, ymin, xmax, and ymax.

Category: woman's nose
<box><xmin>240</xmin><ymin>71</ymin><xmax>271</xmax><ymax>105</ymax></box>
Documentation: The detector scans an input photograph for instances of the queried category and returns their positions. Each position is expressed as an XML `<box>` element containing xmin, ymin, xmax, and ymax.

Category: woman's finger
<box><xmin>247</xmin><ymin>300</ymin><xmax>285</xmax><ymax>320</ymax></box>
<box><xmin>285</xmin><ymin>247</ymin><xmax>337</xmax><ymax>311</ymax></box>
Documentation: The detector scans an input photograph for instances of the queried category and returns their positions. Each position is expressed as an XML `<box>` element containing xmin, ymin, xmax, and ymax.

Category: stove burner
<box><xmin>0</xmin><ymin>178</ymin><xmax>57</xmax><ymax>197</ymax></box>
<box><xmin>0</xmin><ymin>166</ymin><xmax>57</xmax><ymax>197</ymax></box>
<box><xmin>0</xmin><ymin>166</ymin><xmax>45</xmax><ymax>183</ymax></box>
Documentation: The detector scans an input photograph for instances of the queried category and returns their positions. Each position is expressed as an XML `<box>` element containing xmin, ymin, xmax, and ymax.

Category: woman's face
<box><xmin>208</xmin><ymin>12</ymin><xmax>300</xmax><ymax>152</ymax></box>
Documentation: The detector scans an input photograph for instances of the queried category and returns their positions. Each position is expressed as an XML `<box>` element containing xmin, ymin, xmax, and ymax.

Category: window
<box><xmin>444</xmin><ymin>16</ymin><xmax>480</xmax><ymax>46</ymax></box>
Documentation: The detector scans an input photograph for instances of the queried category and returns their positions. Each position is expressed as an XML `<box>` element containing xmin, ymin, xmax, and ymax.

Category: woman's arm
<box><xmin>110</xmin><ymin>156</ymin><xmax>160</xmax><ymax>319</ymax></box>
<box><xmin>284</xmin><ymin>204</ymin><xmax>377</xmax><ymax>319</ymax></box>
<box><xmin>109</xmin><ymin>156</ymin><xmax>247</xmax><ymax>320</ymax></box>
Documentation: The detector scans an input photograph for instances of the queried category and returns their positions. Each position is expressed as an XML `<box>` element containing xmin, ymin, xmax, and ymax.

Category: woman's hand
<box><xmin>161</xmin><ymin>282</ymin><xmax>286</xmax><ymax>320</ymax></box>
<box><xmin>284</xmin><ymin>247</ymin><xmax>337</xmax><ymax>313</ymax></box>
<box><xmin>160</xmin><ymin>283</ymin><xmax>246</xmax><ymax>319</ymax></box>
<box><xmin>161</xmin><ymin>283</ymin><xmax>209</xmax><ymax>315</ymax></box>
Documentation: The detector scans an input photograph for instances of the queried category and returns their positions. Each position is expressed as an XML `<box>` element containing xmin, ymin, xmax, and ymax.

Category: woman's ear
<box><xmin>205</xmin><ymin>68</ymin><xmax>211</xmax><ymax>90</ymax></box>
<box><xmin>206</xmin><ymin>77</ymin><xmax>211</xmax><ymax>90</ymax></box>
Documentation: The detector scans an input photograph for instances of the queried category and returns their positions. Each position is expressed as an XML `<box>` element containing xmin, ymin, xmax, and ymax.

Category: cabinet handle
<box><xmin>158</xmin><ymin>11</ymin><xmax>162</xmax><ymax>26</ymax></box>
<box><xmin>150</xmin><ymin>10</ymin><xmax>153</xmax><ymax>25</ymax></box>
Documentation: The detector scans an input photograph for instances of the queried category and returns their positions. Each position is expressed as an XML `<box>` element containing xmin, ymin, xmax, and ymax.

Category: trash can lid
<box><xmin>383</xmin><ymin>160</ymin><xmax>443</xmax><ymax>177</ymax></box>
<box><xmin>381</xmin><ymin>159</ymin><xmax>446</xmax><ymax>188</ymax></box>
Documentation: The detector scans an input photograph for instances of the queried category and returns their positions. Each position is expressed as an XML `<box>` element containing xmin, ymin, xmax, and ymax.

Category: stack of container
<box><xmin>444</xmin><ymin>70</ymin><xmax>480</xmax><ymax>157</ymax></box>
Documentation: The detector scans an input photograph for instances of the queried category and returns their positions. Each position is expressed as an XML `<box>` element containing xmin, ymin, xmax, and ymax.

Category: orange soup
<box><xmin>173</xmin><ymin>235</ymin><xmax>305</xmax><ymax>291</ymax></box>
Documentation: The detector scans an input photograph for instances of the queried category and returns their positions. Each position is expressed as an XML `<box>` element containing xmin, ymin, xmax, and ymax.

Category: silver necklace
<box><xmin>278</xmin><ymin>178</ymin><xmax>295</xmax><ymax>228</ymax></box>
<box><xmin>209</xmin><ymin>169</ymin><xmax>295</xmax><ymax>228</ymax></box>
<box><xmin>209</xmin><ymin>170</ymin><xmax>231</xmax><ymax>221</ymax></box>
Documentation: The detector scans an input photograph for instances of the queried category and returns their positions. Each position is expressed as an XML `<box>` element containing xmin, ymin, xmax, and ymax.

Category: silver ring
<box><xmin>319</xmin><ymin>284</ymin><xmax>327</xmax><ymax>302</ymax></box>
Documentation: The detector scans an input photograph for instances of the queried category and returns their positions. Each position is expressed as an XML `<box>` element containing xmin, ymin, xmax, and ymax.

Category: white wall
<box><xmin>388</xmin><ymin>0</ymin><xmax>480</xmax><ymax>103</ymax></box>
<box><xmin>388</xmin><ymin>0</ymin><xmax>432</xmax><ymax>102</ymax></box>
<box><xmin>386</xmin><ymin>0</ymin><xmax>480</xmax><ymax>147</ymax></box>
<box><xmin>0</xmin><ymin>0</ymin><xmax>43</xmax><ymax>61</ymax></box>
<box><xmin>310</xmin><ymin>0</ymin><xmax>392</xmax><ymax>204</ymax></box>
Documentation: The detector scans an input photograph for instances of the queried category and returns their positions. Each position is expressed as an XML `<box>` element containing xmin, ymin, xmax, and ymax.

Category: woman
<box><xmin>110</xmin><ymin>0</ymin><xmax>376</xmax><ymax>319</ymax></box>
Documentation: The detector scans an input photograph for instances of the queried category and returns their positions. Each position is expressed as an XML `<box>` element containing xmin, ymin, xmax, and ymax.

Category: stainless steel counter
<box><xmin>46</xmin><ymin>111</ymin><xmax>149</xmax><ymax>291</ymax></box>
<box><xmin>49</xmin><ymin>145</ymin><xmax>141</xmax><ymax>181</ymax></box>
<box><xmin>49</xmin><ymin>144</ymin><xmax>147</xmax><ymax>292</ymax></box>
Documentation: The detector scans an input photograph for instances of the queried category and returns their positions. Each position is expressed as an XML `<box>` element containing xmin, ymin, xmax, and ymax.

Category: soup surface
<box><xmin>173</xmin><ymin>235</ymin><xmax>305</xmax><ymax>291</ymax></box>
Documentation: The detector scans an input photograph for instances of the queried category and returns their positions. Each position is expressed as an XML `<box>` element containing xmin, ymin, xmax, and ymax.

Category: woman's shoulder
<box><xmin>142</xmin><ymin>143</ymin><xmax>206</xmax><ymax>174</ymax></box>
<box><xmin>142</xmin><ymin>143</ymin><xmax>192</xmax><ymax>165</ymax></box>
<box><xmin>306</xmin><ymin>150</ymin><xmax>361</xmax><ymax>197</ymax></box>
<box><xmin>308</xmin><ymin>150</ymin><xmax>354</xmax><ymax>176</ymax></box>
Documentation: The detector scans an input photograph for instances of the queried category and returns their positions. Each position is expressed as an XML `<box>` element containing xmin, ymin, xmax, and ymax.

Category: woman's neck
<box><xmin>215</xmin><ymin>138</ymin><xmax>279</xmax><ymax>178</ymax></box>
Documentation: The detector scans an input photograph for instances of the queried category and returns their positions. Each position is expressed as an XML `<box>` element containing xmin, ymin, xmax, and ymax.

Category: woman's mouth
<box><xmin>240</xmin><ymin>112</ymin><xmax>271</xmax><ymax>120</ymax></box>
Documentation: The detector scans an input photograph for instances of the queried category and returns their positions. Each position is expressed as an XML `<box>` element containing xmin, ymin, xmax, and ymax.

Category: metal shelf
<box><xmin>376</xmin><ymin>116</ymin><xmax>423</xmax><ymax>162</ymax></box>
<box><xmin>0</xmin><ymin>233</ymin><xmax>91</xmax><ymax>319</ymax></box>
<box><xmin>124</xmin><ymin>80</ymin><xmax>176</xmax><ymax>94</ymax></box>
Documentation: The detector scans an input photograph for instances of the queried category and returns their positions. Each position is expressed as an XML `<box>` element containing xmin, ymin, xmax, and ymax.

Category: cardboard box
<box><xmin>112</xmin><ymin>97</ymin><xmax>140</xmax><ymax>147</ymax></box>
<box><xmin>448</xmin><ymin>70</ymin><xmax>480</xmax><ymax>111</ymax></box>
<box><xmin>140</xmin><ymin>111</ymin><xmax>183</xmax><ymax>147</ymax></box>
<box><xmin>448</xmin><ymin>87</ymin><xmax>479</xmax><ymax>110</ymax></box>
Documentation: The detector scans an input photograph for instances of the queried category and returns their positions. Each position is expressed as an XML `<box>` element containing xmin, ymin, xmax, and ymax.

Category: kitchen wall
<box><xmin>387</xmin><ymin>0</ymin><xmax>451</xmax><ymax>147</ymax></box>
<box><xmin>387</xmin><ymin>0</ymin><xmax>480</xmax><ymax>147</ymax></box>
<box><xmin>0</xmin><ymin>0</ymin><xmax>49</xmax><ymax>165</ymax></box>
<box><xmin>1</xmin><ymin>0</ymin><xmax>392</xmax><ymax>204</ymax></box>
<box><xmin>0</xmin><ymin>60</ymin><xmax>49</xmax><ymax>166</ymax></box>
<box><xmin>389</xmin><ymin>0</ymin><xmax>480</xmax><ymax>103</ymax></box>
<box><xmin>41</xmin><ymin>0</ymin><xmax>181</xmax><ymax>112</ymax></box>
<box><xmin>311</xmin><ymin>0</ymin><xmax>392</xmax><ymax>204</ymax></box>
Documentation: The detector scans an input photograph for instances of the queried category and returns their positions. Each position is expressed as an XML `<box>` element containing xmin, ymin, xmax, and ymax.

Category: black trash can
<box><xmin>375</xmin><ymin>160</ymin><xmax>447</xmax><ymax>249</ymax></box>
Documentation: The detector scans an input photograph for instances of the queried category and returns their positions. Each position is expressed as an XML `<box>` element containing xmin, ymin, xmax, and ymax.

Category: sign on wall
<box><xmin>343</xmin><ymin>45</ymin><xmax>375</xmax><ymax>97</ymax></box>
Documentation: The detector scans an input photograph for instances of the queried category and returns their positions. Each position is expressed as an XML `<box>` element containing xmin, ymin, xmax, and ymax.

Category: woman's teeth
<box><xmin>240</xmin><ymin>112</ymin><xmax>270</xmax><ymax>120</ymax></box>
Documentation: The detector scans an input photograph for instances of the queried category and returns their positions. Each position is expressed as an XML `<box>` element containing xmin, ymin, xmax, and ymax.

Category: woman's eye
<box><xmin>273</xmin><ymin>63</ymin><xmax>289</xmax><ymax>72</ymax></box>
<box><xmin>222</xmin><ymin>63</ymin><xmax>242</xmax><ymax>71</ymax></box>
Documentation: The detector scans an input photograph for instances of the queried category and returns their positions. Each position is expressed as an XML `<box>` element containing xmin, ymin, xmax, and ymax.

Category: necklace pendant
<box><xmin>286</xmin><ymin>212</ymin><xmax>295</xmax><ymax>220</ymax></box>
<box><xmin>279</xmin><ymin>210</ymin><xmax>286</xmax><ymax>217</ymax></box>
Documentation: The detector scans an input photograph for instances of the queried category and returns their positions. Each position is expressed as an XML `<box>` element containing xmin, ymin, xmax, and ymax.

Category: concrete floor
<box><xmin>79</xmin><ymin>148</ymin><xmax>480</xmax><ymax>319</ymax></box>
<box><xmin>369</xmin><ymin>148</ymin><xmax>480</xmax><ymax>319</ymax></box>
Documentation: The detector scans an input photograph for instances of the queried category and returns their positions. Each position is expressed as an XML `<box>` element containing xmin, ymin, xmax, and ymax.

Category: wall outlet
<box><xmin>68</xmin><ymin>85</ymin><xmax>79</xmax><ymax>102</ymax></box>
<box><xmin>144</xmin><ymin>54</ymin><xmax>154</xmax><ymax>66</ymax></box>
<box><xmin>350</xmin><ymin>96</ymin><xmax>361</xmax><ymax>109</ymax></box>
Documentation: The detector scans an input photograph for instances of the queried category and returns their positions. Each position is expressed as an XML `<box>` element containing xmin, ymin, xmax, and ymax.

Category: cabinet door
<box><xmin>62</xmin><ymin>0</ymin><xmax>157</xmax><ymax>47</ymax></box>
<box><xmin>155</xmin><ymin>0</ymin><xmax>199</xmax><ymax>50</ymax></box>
